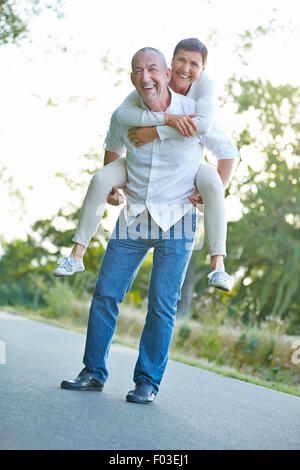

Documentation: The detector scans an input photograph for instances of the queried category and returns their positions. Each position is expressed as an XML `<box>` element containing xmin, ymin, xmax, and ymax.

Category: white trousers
<box><xmin>73</xmin><ymin>157</ymin><xmax>227</xmax><ymax>256</ymax></box>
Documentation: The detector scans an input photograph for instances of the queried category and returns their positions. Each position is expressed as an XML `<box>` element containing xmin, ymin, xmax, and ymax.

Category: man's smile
<box><xmin>131</xmin><ymin>49</ymin><xmax>171</xmax><ymax>110</ymax></box>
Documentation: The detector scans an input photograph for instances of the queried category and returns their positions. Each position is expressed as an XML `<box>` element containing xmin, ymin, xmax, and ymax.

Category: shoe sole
<box><xmin>213</xmin><ymin>285</ymin><xmax>231</xmax><ymax>292</ymax></box>
<box><xmin>53</xmin><ymin>270</ymin><xmax>85</xmax><ymax>278</ymax></box>
<box><xmin>126</xmin><ymin>395</ymin><xmax>155</xmax><ymax>405</ymax></box>
<box><xmin>126</xmin><ymin>396</ymin><xmax>154</xmax><ymax>404</ymax></box>
<box><xmin>60</xmin><ymin>383</ymin><xmax>103</xmax><ymax>392</ymax></box>
<box><xmin>208</xmin><ymin>281</ymin><xmax>232</xmax><ymax>292</ymax></box>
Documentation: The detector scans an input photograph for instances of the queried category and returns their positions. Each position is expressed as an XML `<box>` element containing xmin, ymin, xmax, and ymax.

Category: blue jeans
<box><xmin>83</xmin><ymin>210</ymin><xmax>196</xmax><ymax>394</ymax></box>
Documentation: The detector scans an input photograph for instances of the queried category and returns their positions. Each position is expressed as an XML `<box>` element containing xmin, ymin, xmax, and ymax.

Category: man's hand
<box><xmin>107</xmin><ymin>186</ymin><xmax>125</xmax><ymax>206</ymax></box>
<box><xmin>188</xmin><ymin>188</ymin><xmax>204</xmax><ymax>212</ymax></box>
<box><xmin>128</xmin><ymin>127</ymin><xmax>158</xmax><ymax>146</ymax></box>
<box><xmin>164</xmin><ymin>113</ymin><xmax>198</xmax><ymax>137</ymax></box>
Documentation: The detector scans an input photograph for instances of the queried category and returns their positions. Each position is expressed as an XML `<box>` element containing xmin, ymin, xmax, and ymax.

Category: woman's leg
<box><xmin>71</xmin><ymin>157</ymin><xmax>127</xmax><ymax>258</ymax></box>
<box><xmin>53</xmin><ymin>158</ymin><xmax>127</xmax><ymax>277</ymax></box>
<box><xmin>195</xmin><ymin>162</ymin><xmax>227</xmax><ymax>271</ymax></box>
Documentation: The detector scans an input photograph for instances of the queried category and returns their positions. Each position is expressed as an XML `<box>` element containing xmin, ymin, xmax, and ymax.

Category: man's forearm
<box><xmin>104</xmin><ymin>150</ymin><xmax>121</xmax><ymax>166</ymax></box>
<box><xmin>217</xmin><ymin>159</ymin><xmax>236</xmax><ymax>188</ymax></box>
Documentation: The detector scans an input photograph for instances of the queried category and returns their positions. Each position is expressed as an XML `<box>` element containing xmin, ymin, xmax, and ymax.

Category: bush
<box><xmin>43</xmin><ymin>279</ymin><xmax>91</xmax><ymax>318</ymax></box>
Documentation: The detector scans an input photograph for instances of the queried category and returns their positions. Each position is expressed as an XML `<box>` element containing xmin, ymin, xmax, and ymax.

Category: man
<box><xmin>61</xmin><ymin>47</ymin><xmax>237</xmax><ymax>403</ymax></box>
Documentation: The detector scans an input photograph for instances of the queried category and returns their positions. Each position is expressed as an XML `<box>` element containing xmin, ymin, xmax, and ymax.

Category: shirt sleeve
<box><xmin>192</xmin><ymin>73</ymin><xmax>215</xmax><ymax>135</ymax></box>
<box><xmin>103</xmin><ymin>110</ymin><xmax>127</xmax><ymax>156</ymax></box>
<box><xmin>157</xmin><ymin>73</ymin><xmax>215</xmax><ymax>141</ymax></box>
<box><xmin>156</xmin><ymin>124</ymin><xmax>184</xmax><ymax>140</ymax></box>
<box><xmin>116</xmin><ymin>90</ymin><xmax>165</xmax><ymax>126</ymax></box>
<box><xmin>201</xmin><ymin>124</ymin><xmax>239</xmax><ymax>160</ymax></box>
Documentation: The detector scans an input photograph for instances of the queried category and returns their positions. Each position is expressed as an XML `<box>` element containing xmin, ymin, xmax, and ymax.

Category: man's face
<box><xmin>131</xmin><ymin>50</ymin><xmax>171</xmax><ymax>109</ymax></box>
<box><xmin>171</xmin><ymin>49</ymin><xmax>205</xmax><ymax>92</ymax></box>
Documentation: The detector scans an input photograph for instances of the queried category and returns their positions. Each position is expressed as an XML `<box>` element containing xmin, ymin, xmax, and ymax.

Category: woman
<box><xmin>54</xmin><ymin>38</ymin><xmax>238</xmax><ymax>292</ymax></box>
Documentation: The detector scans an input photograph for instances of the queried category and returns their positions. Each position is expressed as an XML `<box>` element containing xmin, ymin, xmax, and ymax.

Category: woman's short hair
<box><xmin>173</xmin><ymin>38</ymin><xmax>208</xmax><ymax>65</ymax></box>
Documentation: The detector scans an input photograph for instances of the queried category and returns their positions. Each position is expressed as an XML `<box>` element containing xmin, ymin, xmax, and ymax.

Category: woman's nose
<box><xmin>181</xmin><ymin>63</ymin><xmax>189</xmax><ymax>73</ymax></box>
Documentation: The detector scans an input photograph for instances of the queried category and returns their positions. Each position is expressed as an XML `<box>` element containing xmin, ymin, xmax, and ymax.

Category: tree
<box><xmin>0</xmin><ymin>236</ymin><xmax>50</xmax><ymax>306</ymax></box>
<box><xmin>0</xmin><ymin>0</ymin><xmax>64</xmax><ymax>46</ymax></box>
<box><xmin>178</xmin><ymin>21</ymin><xmax>300</xmax><ymax>329</ymax></box>
<box><xmin>178</xmin><ymin>76</ymin><xmax>300</xmax><ymax>330</ymax></box>
<box><xmin>0</xmin><ymin>150</ymin><xmax>107</xmax><ymax>308</ymax></box>
<box><xmin>225</xmin><ymin>78</ymin><xmax>300</xmax><ymax>327</ymax></box>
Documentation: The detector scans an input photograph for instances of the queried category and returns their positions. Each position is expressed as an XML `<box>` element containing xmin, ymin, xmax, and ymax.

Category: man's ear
<box><xmin>200</xmin><ymin>65</ymin><xmax>206</xmax><ymax>76</ymax></box>
<box><xmin>130</xmin><ymin>72</ymin><xmax>135</xmax><ymax>86</ymax></box>
<box><xmin>165</xmin><ymin>67</ymin><xmax>172</xmax><ymax>83</ymax></box>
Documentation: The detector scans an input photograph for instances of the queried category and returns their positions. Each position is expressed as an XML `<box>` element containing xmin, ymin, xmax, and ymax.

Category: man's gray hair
<box><xmin>131</xmin><ymin>47</ymin><xmax>168</xmax><ymax>71</ymax></box>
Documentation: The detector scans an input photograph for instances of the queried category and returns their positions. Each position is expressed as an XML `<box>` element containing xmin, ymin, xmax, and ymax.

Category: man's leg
<box><xmin>132</xmin><ymin>221</ymin><xmax>195</xmax><ymax>395</ymax></box>
<box><xmin>82</xmin><ymin>236</ymin><xmax>150</xmax><ymax>384</ymax></box>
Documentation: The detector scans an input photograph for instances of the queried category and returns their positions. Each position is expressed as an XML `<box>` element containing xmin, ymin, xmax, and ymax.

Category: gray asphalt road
<box><xmin>0</xmin><ymin>311</ymin><xmax>300</xmax><ymax>450</ymax></box>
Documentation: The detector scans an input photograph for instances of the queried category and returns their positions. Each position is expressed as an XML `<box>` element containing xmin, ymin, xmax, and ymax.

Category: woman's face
<box><xmin>171</xmin><ymin>49</ymin><xmax>205</xmax><ymax>93</ymax></box>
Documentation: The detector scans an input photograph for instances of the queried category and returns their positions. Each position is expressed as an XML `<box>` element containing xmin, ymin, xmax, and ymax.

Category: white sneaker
<box><xmin>207</xmin><ymin>269</ymin><xmax>233</xmax><ymax>292</ymax></box>
<box><xmin>53</xmin><ymin>256</ymin><xmax>85</xmax><ymax>277</ymax></box>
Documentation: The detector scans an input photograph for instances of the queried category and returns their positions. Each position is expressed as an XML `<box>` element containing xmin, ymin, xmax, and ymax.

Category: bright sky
<box><xmin>0</xmin><ymin>0</ymin><xmax>299</xmax><ymax>243</ymax></box>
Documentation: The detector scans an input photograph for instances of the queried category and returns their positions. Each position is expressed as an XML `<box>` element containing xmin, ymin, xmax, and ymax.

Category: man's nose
<box><xmin>141</xmin><ymin>69</ymin><xmax>151</xmax><ymax>82</ymax></box>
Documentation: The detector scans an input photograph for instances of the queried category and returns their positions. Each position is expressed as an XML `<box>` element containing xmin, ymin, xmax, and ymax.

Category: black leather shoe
<box><xmin>126</xmin><ymin>381</ymin><xmax>156</xmax><ymax>404</ymax></box>
<box><xmin>61</xmin><ymin>368</ymin><xmax>104</xmax><ymax>391</ymax></box>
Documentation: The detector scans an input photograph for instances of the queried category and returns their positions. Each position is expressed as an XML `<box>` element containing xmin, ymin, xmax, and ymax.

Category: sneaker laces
<box><xmin>57</xmin><ymin>256</ymin><xmax>75</xmax><ymax>273</ymax></box>
<box><xmin>207</xmin><ymin>270</ymin><xmax>232</xmax><ymax>282</ymax></box>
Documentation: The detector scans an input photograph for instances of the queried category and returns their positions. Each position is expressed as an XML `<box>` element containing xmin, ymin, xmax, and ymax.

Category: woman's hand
<box><xmin>188</xmin><ymin>188</ymin><xmax>204</xmax><ymax>212</ymax></box>
<box><xmin>107</xmin><ymin>186</ymin><xmax>125</xmax><ymax>206</ymax></box>
<box><xmin>128</xmin><ymin>127</ymin><xmax>158</xmax><ymax>146</ymax></box>
<box><xmin>164</xmin><ymin>113</ymin><xmax>198</xmax><ymax>137</ymax></box>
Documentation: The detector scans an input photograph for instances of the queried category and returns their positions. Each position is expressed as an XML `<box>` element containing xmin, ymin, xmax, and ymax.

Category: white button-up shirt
<box><xmin>104</xmin><ymin>88</ymin><xmax>237</xmax><ymax>231</ymax></box>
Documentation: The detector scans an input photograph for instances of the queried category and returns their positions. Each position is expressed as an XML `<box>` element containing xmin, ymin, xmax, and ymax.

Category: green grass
<box><xmin>2</xmin><ymin>304</ymin><xmax>300</xmax><ymax>398</ymax></box>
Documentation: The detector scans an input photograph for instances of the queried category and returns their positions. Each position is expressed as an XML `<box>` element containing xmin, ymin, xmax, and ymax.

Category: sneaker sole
<box><xmin>209</xmin><ymin>282</ymin><xmax>231</xmax><ymax>292</ymax></box>
<box><xmin>53</xmin><ymin>270</ymin><xmax>85</xmax><ymax>277</ymax></box>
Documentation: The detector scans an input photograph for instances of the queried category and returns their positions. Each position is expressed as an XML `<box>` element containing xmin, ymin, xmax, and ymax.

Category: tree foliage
<box><xmin>225</xmin><ymin>78</ymin><xmax>300</xmax><ymax>326</ymax></box>
<box><xmin>0</xmin><ymin>0</ymin><xmax>64</xmax><ymax>46</ymax></box>
<box><xmin>179</xmin><ymin>76</ymin><xmax>300</xmax><ymax>332</ymax></box>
